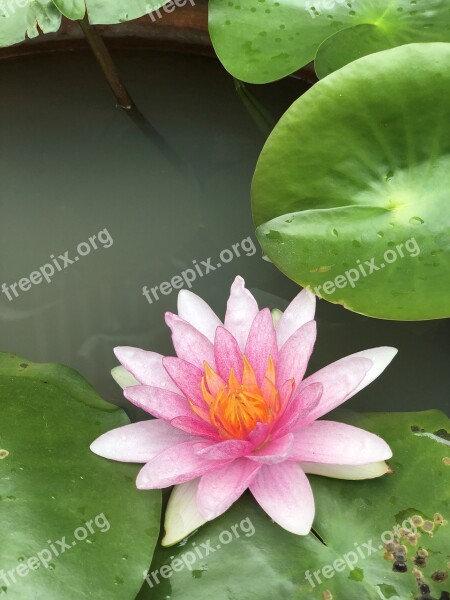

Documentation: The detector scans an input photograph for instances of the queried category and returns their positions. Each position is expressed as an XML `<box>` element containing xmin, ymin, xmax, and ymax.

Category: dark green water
<box><xmin>0</xmin><ymin>49</ymin><xmax>448</xmax><ymax>419</ymax></box>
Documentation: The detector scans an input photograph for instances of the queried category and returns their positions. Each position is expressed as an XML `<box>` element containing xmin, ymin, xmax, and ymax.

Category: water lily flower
<box><xmin>91</xmin><ymin>277</ymin><xmax>396</xmax><ymax>545</ymax></box>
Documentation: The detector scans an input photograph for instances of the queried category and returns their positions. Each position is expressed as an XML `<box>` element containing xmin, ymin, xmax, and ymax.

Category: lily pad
<box><xmin>85</xmin><ymin>0</ymin><xmax>172</xmax><ymax>26</ymax></box>
<box><xmin>252</xmin><ymin>43</ymin><xmax>450</xmax><ymax>320</ymax></box>
<box><xmin>208</xmin><ymin>0</ymin><xmax>450</xmax><ymax>83</ymax></box>
<box><xmin>139</xmin><ymin>410</ymin><xmax>450</xmax><ymax>600</ymax></box>
<box><xmin>0</xmin><ymin>1</ymin><xmax>61</xmax><ymax>48</ymax></box>
<box><xmin>52</xmin><ymin>0</ymin><xmax>85</xmax><ymax>20</ymax></box>
<box><xmin>0</xmin><ymin>352</ymin><xmax>161</xmax><ymax>600</ymax></box>
<box><xmin>0</xmin><ymin>0</ymin><xmax>172</xmax><ymax>48</ymax></box>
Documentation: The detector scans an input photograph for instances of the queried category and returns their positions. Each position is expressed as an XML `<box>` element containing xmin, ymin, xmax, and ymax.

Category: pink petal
<box><xmin>177</xmin><ymin>289</ymin><xmax>222</xmax><ymax>343</ymax></box>
<box><xmin>136</xmin><ymin>440</ymin><xmax>227</xmax><ymax>489</ymax></box>
<box><xmin>249</xmin><ymin>433</ymin><xmax>294</xmax><ymax>464</ymax></box>
<box><xmin>301</xmin><ymin>461</ymin><xmax>391</xmax><ymax>480</ymax></box>
<box><xmin>170</xmin><ymin>417</ymin><xmax>219</xmax><ymax>440</ymax></box>
<box><xmin>250</xmin><ymin>462</ymin><xmax>315</xmax><ymax>535</ymax></box>
<box><xmin>124</xmin><ymin>385</ymin><xmax>193</xmax><ymax>421</ymax></box>
<box><xmin>276</xmin><ymin>320</ymin><xmax>317</xmax><ymax>388</ymax></box>
<box><xmin>163</xmin><ymin>357</ymin><xmax>205</xmax><ymax>408</ymax></box>
<box><xmin>224</xmin><ymin>276</ymin><xmax>259</xmax><ymax>351</ymax></box>
<box><xmin>246</xmin><ymin>422</ymin><xmax>272</xmax><ymax>447</ymax></box>
<box><xmin>276</xmin><ymin>288</ymin><xmax>316</xmax><ymax>348</ymax></box>
<box><xmin>90</xmin><ymin>420</ymin><xmax>192</xmax><ymax>463</ymax></box>
<box><xmin>290</xmin><ymin>421</ymin><xmax>393</xmax><ymax>464</ymax></box>
<box><xmin>296</xmin><ymin>356</ymin><xmax>372</xmax><ymax>423</ymax></box>
<box><xmin>245</xmin><ymin>308</ymin><xmax>278</xmax><ymax>386</ymax></box>
<box><xmin>214</xmin><ymin>327</ymin><xmax>244</xmax><ymax>381</ymax></box>
<box><xmin>114</xmin><ymin>347</ymin><xmax>178</xmax><ymax>392</ymax></box>
<box><xmin>165</xmin><ymin>313</ymin><xmax>215</xmax><ymax>369</ymax></box>
<box><xmin>195</xmin><ymin>439</ymin><xmax>253</xmax><ymax>461</ymax></box>
<box><xmin>298</xmin><ymin>347</ymin><xmax>397</xmax><ymax>422</ymax></box>
<box><xmin>273</xmin><ymin>382</ymin><xmax>323</xmax><ymax>438</ymax></box>
<box><xmin>197</xmin><ymin>458</ymin><xmax>261</xmax><ymax>520</ymax></box>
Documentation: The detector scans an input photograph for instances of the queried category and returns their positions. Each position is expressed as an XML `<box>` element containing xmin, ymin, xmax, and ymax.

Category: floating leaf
<box><xmin>252</xmin><ymin>43</ymin><xmax>450</xmax><ymax>319</ymax></box>
<box><xmin>0</xmin><ymin>0</ymin><xmax>61</xmax><ymax>47</ymax></box>
<box><xmin>0</xmin><ymin>0</ymin><xmax>173</xmax><ymax>48</ymax></box>
<box><xmin>52</xmin><ymin>0</ymin><xmax>85</xmax><ymax>20</ymax></box>
<box><xmin>0</xmin><ymin>352</ymin><xmax>161</xmax><ymax>599</ymax></box>
<box><xmin>208</xmin><ymin>0</ymin><xmax>450</xmax><ymax>83</ymax></box>
<box><xmin>84</xmin><ymin>0</ymin><xmax>173</xmax><ymax>25</ymax></box>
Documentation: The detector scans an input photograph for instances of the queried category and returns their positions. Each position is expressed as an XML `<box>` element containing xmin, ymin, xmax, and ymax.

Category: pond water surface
<box><xmin>0</xmin><ymin>49</ymin><xmax>448</xmax><ymax>420</ymax></box>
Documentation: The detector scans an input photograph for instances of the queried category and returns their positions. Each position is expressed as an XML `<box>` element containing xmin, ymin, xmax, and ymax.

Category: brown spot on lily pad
<box><xmin>393</xmin><ymin>561</ymin><xmax>408</xmax><ymax>573</ymax></box>
<box><xmin>414</xmin><ymin>549</ymin><xmax>428</xmax><ymax>568</ymax></box>
<box><xmin>443</xmin><ymin>457</ymin><xmax>450</xmax><ymax>466</ymax></box>
<box><xmin>323</xmin><ymin>592</ymin><xmax>333</xmax><ymax>600</ymax></box>
<box><xmin>418</xmin><ymin>582</ymin><xmax>431</xmax><ymax>595</ymax></box>
<box><xmin>434</xmin><ymin>513</ymin><xmax>448</xmax><ymax>526</ymax></box>
<box><xmin>432</xmin><ymin>571</ymin><xmax>448</xmax><ymax>583</ymax></box>
<box><xmin>422</xmin><ymin>520</ymin><xmax>435</xmax><ymax>534</ymax></box>
<box><xmin>434</xmin><ymin>429</ymin><xmax>450</xmax><ymax>442</ymax></box>
<box><xmin>0</xmin><ymin>450</ymin><xmax>9</xmax><ymax>459</ymax></box>
<box><xmin>408</xmin><ymin>533</ymin><xmax>420</xmax><ymax>546</ymax></box>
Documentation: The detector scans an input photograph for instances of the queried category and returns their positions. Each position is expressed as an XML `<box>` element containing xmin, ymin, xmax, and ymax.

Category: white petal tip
<box><xmin>301</xmin><ymin>460</ymin><xmax>393</xmax><ymax>480</ymax></box>
<box><xmin>89</xmin><ymin>438</ymin><xmax>108</xmax><ymax>459</ymax></box>
<box><xmin>113</xmin><ymin>346</ymin><xmax>131</xmax><ymax>362</ymax></box>
<box><xmin>232</xmin><ymin>275</ymin><xmax>245</xmax><ymax>286</ymax></box>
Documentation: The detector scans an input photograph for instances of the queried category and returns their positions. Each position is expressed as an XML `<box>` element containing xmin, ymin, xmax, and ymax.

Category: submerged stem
<box><xmin>78</xmin><ymin>16</ymin><xmax>134</xmax><ymax>110</ymax></box>
<box><xmin>233</xmin><ymin>78</ymin><xmax>276</xmax><ymax>138</ymax></box>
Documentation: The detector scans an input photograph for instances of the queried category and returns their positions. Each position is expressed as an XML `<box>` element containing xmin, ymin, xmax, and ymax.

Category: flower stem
<box><xmin>78</xmin><ymin>15</ymin><xmax>134</xmax><ymax>110</ymax></box>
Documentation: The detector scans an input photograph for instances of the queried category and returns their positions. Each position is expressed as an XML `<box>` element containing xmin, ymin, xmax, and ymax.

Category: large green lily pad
<box><xmin>139</xmin><ymin>410</ymin><xmax>450</xmax><ymax>600</ymax></box>
<box><xmin>208</xmin><ymin>0</ymin><xmax>450</xmax><ymax>83</ymax></box>
<box><xmin>252</xmin><ymin>43</ymin><xmax>450</xmax><ymax>320</ymax></box>
<box><xmin>0</xmin><ymin>352</ymin><xmax>161</xmax><ymax>599</ymax></box>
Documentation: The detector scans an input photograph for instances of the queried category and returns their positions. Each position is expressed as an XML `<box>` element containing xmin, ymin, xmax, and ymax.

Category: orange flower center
<box><xmin>194</xmin><ymin>355</ymin><xmax>281</xmax><ymax>439</ymax></box>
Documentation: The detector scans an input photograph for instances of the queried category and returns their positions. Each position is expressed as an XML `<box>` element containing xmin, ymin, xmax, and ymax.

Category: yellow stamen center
<box><xmin>196</xmin><ymin>356</ymin><xmax>281</xmax><ymax>440</ymax></box>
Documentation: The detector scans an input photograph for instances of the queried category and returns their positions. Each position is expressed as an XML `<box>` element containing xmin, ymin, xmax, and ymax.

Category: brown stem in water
<box><xmin>78</xmin><ymin>15</ymin><xmax>134</xmax><ymax>109</ymax></box>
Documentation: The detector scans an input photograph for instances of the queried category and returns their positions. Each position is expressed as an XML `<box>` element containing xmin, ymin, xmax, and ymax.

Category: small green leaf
<box><xmin>0</xmin><ymin>352</ymin><xmax>161</xmax><ymax>600</ymax></box>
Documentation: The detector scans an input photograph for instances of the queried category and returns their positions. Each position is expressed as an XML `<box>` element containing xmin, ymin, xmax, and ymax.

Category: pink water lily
<box><xmin>91</xmin><ymin>276</ymin><xmax>396</xmax><ymax>545</ymax></box>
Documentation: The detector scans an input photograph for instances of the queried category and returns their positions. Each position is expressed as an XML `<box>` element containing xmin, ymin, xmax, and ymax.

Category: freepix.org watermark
<box><xmin>1</xmin><ymin>228</ymin><xmax>113</xmax><ymax>302</ymax></box>
<box><xmin>313</xmin><ymin>237</ymin><xmax>420</xmax><ymax>298</ymax></box>
<box><xmin>143</xmin><ymin>517</ymin><xmax>255</xmax><ymax>589</ymax></box>
<box><xmin>0</xmin><ymin>0</ymin><xmax>27</xmax><ymax>18</ymax></box>
<box><xmin>142</xmin><ymin>236</ymin><xmax>257</xmax><ymax>304</ymax></box>
<box><xmin>0</xmin><ymin>513</ymin><xmax>110</xmax><ymax>594</ymax></box>
<box><xmin>147</xmin><ymin>0</ymin><xmax>195</xmax><ymax>21</ymax></box>
<box><xmin>304</xmin><ymin>517</ymin><xmax>417</xmax><ymax>589</ymax></box>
